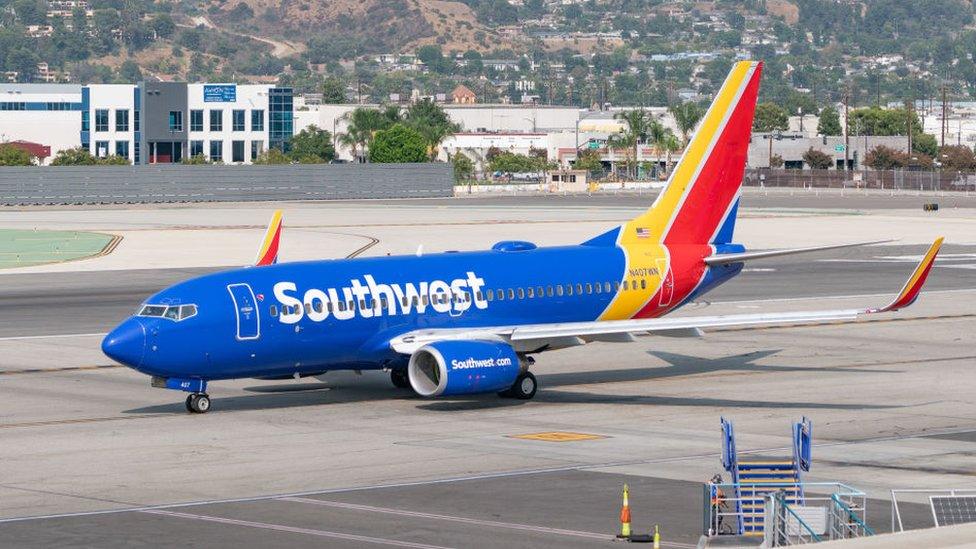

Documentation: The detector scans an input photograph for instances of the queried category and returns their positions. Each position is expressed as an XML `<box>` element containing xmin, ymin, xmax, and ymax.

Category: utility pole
<box><xmin>907</xmin><ymin>74</ymin><xmax>915</xmax><ymax>155</ymax></box>
<box><xmin>941</xmin><ymin>83</ymin><xmax>947</xmax><ymax>149</ymax></box>
<box><xmin>357</xmin><ymin>78</ymin><xmax>362</xmax><ymax>104</ymax></box>
<box><xmin>843</xmin><ymin>88</ymin><xmax>850</xmax><ymax>171</ymax></box>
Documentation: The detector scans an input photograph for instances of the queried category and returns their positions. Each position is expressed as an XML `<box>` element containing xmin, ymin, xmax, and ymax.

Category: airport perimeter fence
<box><xmin>743</xmin><ymin>168</ymin><xmax>976</xmax><ymax>192</ymax></box>
<box><xmin>0</xmin><ymin>163</ymin><xmax>454</xmax><ymax>206</ymax></box>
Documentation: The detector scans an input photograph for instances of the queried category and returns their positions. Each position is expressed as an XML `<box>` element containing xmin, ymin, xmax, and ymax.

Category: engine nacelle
<box><xmin>408</xmin><ymin>340</ymin><xmax>525</xmax><ymax>397</ymax></box>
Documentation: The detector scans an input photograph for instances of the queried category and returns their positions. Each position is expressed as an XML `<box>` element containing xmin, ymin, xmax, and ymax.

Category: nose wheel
<box><xmin>185</xmin><ymin>393</ymin><xmax>211</xmax><ymax>414</ymax></box>
<box><xmin>498</xmin><ymin>372</ymin><xmax>537</xmax><ymax>400</ymax></box>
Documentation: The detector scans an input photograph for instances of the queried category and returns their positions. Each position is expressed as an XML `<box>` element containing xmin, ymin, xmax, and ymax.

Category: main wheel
<box><xmin>188</xmin><ymin>393</ymin><xmax>211</xmax><ymax>414</ymax></box>
<box><xmin>390</xmin><ymin>368</ymin><xmax>410</xmax><ymax>389</ymax></box>
<box><xmin>185</xmin><ymin>394</ymin><xmax>194</xmax><ymax>412</ymax></box>
<box><xmin>507</xmin><ymin>372</ymin><xmax>537</xmax><ymax>400</ymax></box>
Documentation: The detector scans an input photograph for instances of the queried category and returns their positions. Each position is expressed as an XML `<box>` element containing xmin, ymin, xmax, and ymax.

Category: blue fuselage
<box><xmin>103</xmin><ymin>241</ymin><xmax>742</xmax><ymax>382</ymax></box>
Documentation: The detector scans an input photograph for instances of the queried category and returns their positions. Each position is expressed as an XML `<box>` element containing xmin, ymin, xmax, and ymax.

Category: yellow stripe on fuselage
<box><xmin>598</xmin><ymin>62</ymin><xmax>754</xmax><ymax>321</ymax></box>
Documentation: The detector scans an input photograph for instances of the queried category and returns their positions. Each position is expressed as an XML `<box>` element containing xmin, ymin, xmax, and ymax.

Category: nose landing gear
<box><xmin>185</xmin><ymin>393</ymin><xmax>211</xmax><ymax>414</ymax></box>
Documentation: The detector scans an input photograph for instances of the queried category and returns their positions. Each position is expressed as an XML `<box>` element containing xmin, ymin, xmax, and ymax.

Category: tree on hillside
<box><xmin>321</xmin><ymin>76</ymin><xmax>347</xmax><ymax>104</ymax></box>
<box><xmin>288</xmin><ymin>125</ymin><xmax>335</xmax><ymax>163</ymax></box>
<box><xmin>753</xmin><ymin>103</ymin><xmax>789</xmax><ymax>132</ymax></box>
<box><xmin>669</xmin><ymin>101</ymin><xmax>705</xmax><ymax>145</ymax></box>
<box><xmin>802</xmin><ymin>148</ymin><xmax>833</xmax><ymax>169</ymax></box>
<box><xmin>817</xmin><ymin>105</ymin><xmax>842</xmax><ymax>136</ymax></box>
<box><xmin>368</xmin><ymin>124</ymin><xmax>428</xmax><ymax>163</ymax></box>
<box><xmin>0</xmin><ymin>145</ymin><xmax>34</xmax><ymax>166</ymax></box>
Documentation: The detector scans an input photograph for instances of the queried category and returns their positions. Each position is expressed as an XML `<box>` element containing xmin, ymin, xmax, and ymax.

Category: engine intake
<box><xmin>408</xmin><ymin>340</ymin><xmax>525</xmax><ymax>397</ymax></box>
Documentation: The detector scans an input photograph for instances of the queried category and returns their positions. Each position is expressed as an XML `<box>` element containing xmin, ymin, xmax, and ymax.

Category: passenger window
<box><xmin>496</xmin><ymin>291</ymin><xmax>504</xmax><ymax>301</ymax></box>
<box><xmin>536</xmin><ymin>286</ymin><xmax>543</xmax><ymax>297</ymax></box>
<box><xmin>305</xmin><ymin>303</ymin><xmax>312</xmax><ymax>313</ymax></box>
<box><xmin>566</xmin><ymin>285</ymin><xmax>573</xmax><ymax>296</ymax></box>
<box><xmin>605</xmin><ymin>282</ymin><xmax>612</xmax><ymax>293</ymax></box>
<box><xmin>547</xmin><ymin>286</ymin><xmax>554</xmax><ymax>297</ymax></box>
<box><xmin>422</xmin><ymin>295</ymin><xmax>429</xmax><ymax>306</ymax></box>
<box><xmin>576</xmin><ymin>283</ymin><xmax>583</xmax><ymax>294</ymax></box>
<box><xmin>622</xmin><ymin>280</ymin><xmax>629</xmax><ymax>291</ymax></box>
<box><xmin>401</xmin><ymin>296</ymin><xmax>408</xmax><ymax>307</ymax></box>
<box><xmin>179</xmin><ymin>304</ymin><xmax>198</xmax><ymax>320</ymax></box>
<box><xmin>381</xmin><ymin>296</ymin><xmax>388</xmax><ymax>309</ymax></box>
<box><xmin>314</xmin><ymin>301</ymin><xmax>323</xmax><ymax>313</ymax></box>
<box><xmin>595</xmin><ymin>283</ymin><xmax>602</xmax><ymax>294</ymax></box>
<box><xmin>269</xmin><ymin>305</ymin><xmax>278</xmax><ymax>317</ymax></box>
<box><xmin>585</xmin><ymin>283</ymin><xmax>592</xmax><ymax>294</ymax></box>
<box><xmin>486</xmin><ymin>289</ymin><xmax>493</xmax><ymax>301</ymax></box>
<box><xmin>338</xmin><ymin>301</ymin><xmax>346</xmax><ymax>312</ymax></box>
<box><xmin>517</xmin><ymin>288</ymin><xmax>525</xmax><ymax>299</ymax></box>
<box><xmin>527</xmin><ymin>287</ymin><xmax>535</xmax><ymax>298</ymax></box>
<box><xmin>507</xmin><ymin>289</ymin><xmax>515</xmax><ymax>300</ymax></box>
<box><xmin>556</xmin><ymin>285</ymin><xmax>564</xmax><ymax>296</ymax></box>
<box><xmin>476</xmin><ymin>290</ymin><xmax>484</xmax><ymax>301</ymax></box>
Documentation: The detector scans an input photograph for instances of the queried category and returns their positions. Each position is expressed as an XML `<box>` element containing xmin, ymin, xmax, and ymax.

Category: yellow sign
<box><xmin>509</xmin><ymin>431</ymin><xmax>606</xmax><ymax>442</ymax></box>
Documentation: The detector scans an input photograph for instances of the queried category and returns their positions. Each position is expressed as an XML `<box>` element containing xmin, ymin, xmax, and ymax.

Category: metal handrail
<box><xmin>776</xmin><ymin>492</ymin><xmax>822</xmax><ymax>543</ymax></box>
<box><xmin>830</xmin><ymin>494</ymin><xmax>875</xmax><ymax>537</ymax></box>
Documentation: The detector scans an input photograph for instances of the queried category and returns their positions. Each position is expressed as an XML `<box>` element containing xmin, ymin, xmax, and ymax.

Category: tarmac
<box><xmin>0</xmin><ymin>190</ymin><xmax>974</xmax><ymax>547</ymax></box>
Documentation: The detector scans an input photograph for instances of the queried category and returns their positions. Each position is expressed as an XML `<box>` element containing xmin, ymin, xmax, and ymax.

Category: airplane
<box><xmin>102</xmin><ymin>61</ymin><xmax>944</xmax><ymax>413</ymax></box>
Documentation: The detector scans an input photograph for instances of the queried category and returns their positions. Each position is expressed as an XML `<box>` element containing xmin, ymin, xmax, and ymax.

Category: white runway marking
<box><xmin>141</xmin><ymin>509</ymin><xmax>452</xmax><ymax>549</ymax></box>
<box><xmin>0</xmin><ymin>332</ymin><xmax>105</xmax><ymax>342</ymax></box>
<box><xmin>278</xmin><ymin>496</ymin><xmax>615</xmax><ymax>542</ymax></box>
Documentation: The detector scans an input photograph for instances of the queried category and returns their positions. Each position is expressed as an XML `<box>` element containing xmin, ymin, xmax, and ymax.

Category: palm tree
<box><xmin>403</xmin><ymin>99</ymin><xmax>461</xmax><ymax>159</ymax></box>
<box><xmin>660</xmin><ymin>132</ymin><xmax>681</xmax><ymax>176</ymax></box>
<box><xmin>670</xmin><ymin>101</ymin><xmax>706</xmax><ymax>146</ymax></box>
<box><xmin>614</xmin><ymin>109</ymin><xmax>650</xmax><ymax>179</ymax></box>
<box><xmin>339</xmin><ymin>106</ymin><xmax>401</xmax><ymax>162</ymax></box>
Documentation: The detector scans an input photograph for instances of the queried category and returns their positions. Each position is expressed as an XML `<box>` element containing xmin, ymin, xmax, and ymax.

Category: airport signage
<box><xmin>204</xmin><ymin>85</ymin><xmax>237</xmax><ymax>102</ymax></box>
<box><xmin>834</xmin><ymin>144</ymin><xmax>845</xmax><ymax>153</ymax></box>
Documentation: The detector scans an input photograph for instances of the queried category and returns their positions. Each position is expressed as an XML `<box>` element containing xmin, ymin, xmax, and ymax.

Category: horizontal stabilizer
<box><xmin>704</xmin><ymin>239</ymin><xmax>894</xmax><ymax>266</ymax></box>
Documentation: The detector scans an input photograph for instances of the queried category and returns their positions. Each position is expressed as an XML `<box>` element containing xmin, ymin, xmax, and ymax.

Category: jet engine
<box><xmin>407</xmin><ymin>340</ymin><xmax>528</xmax><ymax>397</ymax></box>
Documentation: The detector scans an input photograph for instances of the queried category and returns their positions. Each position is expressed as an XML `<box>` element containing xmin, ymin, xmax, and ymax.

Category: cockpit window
<box><xmin>137</xmin><ymin>304</ymin><xmax>198</xmax><ymax>321</ymax></box>
<box><xmin>138</xmin><ymin>305</ymin><xmax>168</xmax><ymax>317</ymax></box>
<box><xmin>179</xmin><ymin>304</ymin><xmax>198</xmax><ymax>320</ymax></box>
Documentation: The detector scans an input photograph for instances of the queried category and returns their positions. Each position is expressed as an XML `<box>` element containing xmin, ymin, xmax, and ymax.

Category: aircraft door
<box><xmin>227</xmin><ymin>283</ymin><xmax>260</xmax><ymax>340</ymax></box>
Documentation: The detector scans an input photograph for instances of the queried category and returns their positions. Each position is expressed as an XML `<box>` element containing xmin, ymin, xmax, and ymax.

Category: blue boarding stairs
<box><xmin>720</xmin><ymin>417</ymin><xmax>813</xmax><ymax>537</ymax></box>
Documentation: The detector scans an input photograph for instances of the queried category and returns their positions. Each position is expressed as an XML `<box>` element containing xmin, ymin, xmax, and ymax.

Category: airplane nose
<box><xmin>102</xmin><ymin>318</ymin><xmax>147</xmax><ymax>368</ymax></box>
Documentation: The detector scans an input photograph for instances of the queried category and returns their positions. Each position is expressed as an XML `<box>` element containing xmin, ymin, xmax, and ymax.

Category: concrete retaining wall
<box><xmin>0</xmin><ymin>163</ymin><xmax>453</xmax><ymax>205</ymax></box>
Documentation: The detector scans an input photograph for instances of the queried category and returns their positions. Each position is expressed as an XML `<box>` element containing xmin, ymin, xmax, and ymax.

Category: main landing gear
<box><xmin>498</xmin><ymin>371</ymin><xmax>537</xmax><ymax>400</ymax></box>
<box><xmin>185</xmin><ymin>393</ymin><xmax>211</xmax><ymax>414</ymax></box>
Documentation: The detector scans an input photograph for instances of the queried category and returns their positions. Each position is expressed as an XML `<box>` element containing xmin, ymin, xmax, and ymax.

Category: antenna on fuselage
<box><xmin>416</xmin><ymin>244</ymin><xmax>424</xmax><ymax>257</ymax></box>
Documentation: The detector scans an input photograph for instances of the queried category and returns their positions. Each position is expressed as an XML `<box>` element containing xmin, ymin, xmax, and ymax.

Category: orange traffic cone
<box><xmin>617</xmin><ymin>484</ymin><xmax>632</xmax><ymax>539</ymax></box>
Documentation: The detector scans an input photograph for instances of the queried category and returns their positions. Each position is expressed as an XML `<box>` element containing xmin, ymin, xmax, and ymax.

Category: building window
<box><xmin>134</xmin><ymin>110</ymin><xmax>140</xmax><ymax>132</ymax></box>
<box><xmin>190</xmin><ymin>140</ymin><xmax>204</xmax><ymax>158</ymax></box>
<box><xmin>250</xmin><ymin>140</ymin><xmax>264</xmax><ymax>160</ymax></box>
<box><xmin>209</xmin><ymin>109</ymin><xmax>223</xmax><ymax>131</ymax></box>
<box><xmin>232</xmin><ymin>140</ymin><xmax>245</xmax><ymax>163</ymax></box>
<box><xmin>232</xmin><ymin>110</ymin><xmax>245</xmax><ymax>131</ymax></box>
<box><xmin>168</xmin><ymin>111</ymin><xmax>183</xmax><ymax>132</ymax></box>
<box><xmin>95</xmin><ymin>109</ymin><xmax>109</xmax><ymax>132</ymax></box>
<box><xmin>94</xmin><ymin>141</ymin><xmax>109</xmax><ymax>158</ymax></box>
<box><xmin>115</xmin><ymin>141</ymin><xmax>129</xmax><ymax>159</ymax></box>
<box><xmin>190</xmin><ymin>110</ymin><xmax>203</xmax><ymax>132</ymax></box>
<box><xmin>268</xmin><ymin>88</ymin><xmax>293</xmax><ymax>152</ymax></box>
<box><xmin>251</xmin><ymin>109</ymin><xmax>264</xmax><ymax>131</ymax></box>
<box><xmin>81</xmin><ymin>111</ymin><xmax>89</xmax><ymax>132</ymax></box>
<box><xmin>209</xmin><ymin>140</ymin><xmax>223</xmax><ymax>162</ymax></box>
<box><xmin>115</xmin><ymin>109</ymin><xmax>129</xmax><ymax>132</ymax></box>
<box><xmin>1</xmin><ymin>102</ymin><xmax>26</xmax><ymax>110</ymax></box>
<box><xmin>134</xmin><ymin>141</ymin><xmax>140</xmax><ymax>164</ymax></box>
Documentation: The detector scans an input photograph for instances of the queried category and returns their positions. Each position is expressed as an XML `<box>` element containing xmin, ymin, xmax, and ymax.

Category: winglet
<box><xmin>867</xmin><ymin>237</ymin><xmax>943</xmax><ymax>313</ymax></box>
<box><xmin>254</xmin><ymin>210</ymin><xmax>283</xmax><ymax>266</ymax></box>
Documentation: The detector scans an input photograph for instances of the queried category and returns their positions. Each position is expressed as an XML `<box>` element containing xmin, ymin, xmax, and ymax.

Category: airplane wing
<box><xmin>704</xmin><ymin>239</ymin><xmax>895</xmax><ymax>266</ymax></box>
<box><xmin>389</xmin><ymin>238</ymin><xmax>943</xmax><ymax>355</ymax></box>
<box><xmin>254</xmin><ymin>210</ymin><xmax>283</xmax><ymax>266</ymax></box>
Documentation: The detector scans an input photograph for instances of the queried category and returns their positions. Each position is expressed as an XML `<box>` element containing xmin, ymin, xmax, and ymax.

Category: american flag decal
<box><xmin>635</xmin><ymin>227</ymin><xmax>650</xmax><ymax>238</ymax></box>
